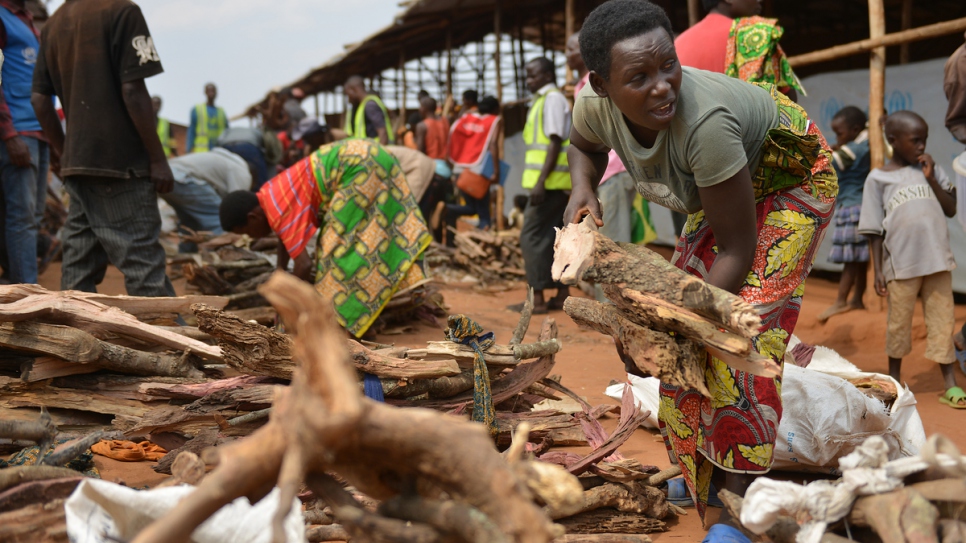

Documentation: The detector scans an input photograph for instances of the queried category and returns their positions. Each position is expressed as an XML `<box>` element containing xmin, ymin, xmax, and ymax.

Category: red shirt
<box><xmin>674</xmin><ymin>13</ymin><xmax>734</xmax><ymax>74</ymax></box>
<box><xmin>256</xmin><ymin>156</ymin><xmax>321</xmax><ymax>259</ymax></box>
<box><xmin>421</xmin><ymin>117</ymin><xmax>449</xmax><ymax>160</ymax></box>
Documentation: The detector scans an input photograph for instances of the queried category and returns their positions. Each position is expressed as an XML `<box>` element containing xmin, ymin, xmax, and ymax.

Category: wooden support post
<box><xmin>494</xmin><ymin>1</ymin><xmax>503</xmax><ymax>103</ymax></box>
<box><xmin>565</xmin><ymin>0</ymin><xmax>575</xmax><ymax>85</ymax></box>
<box><xmin>868</xmin><ymin>0</ymin><xmax>887</xmax><ymax>170</ymax></box>
<box><xmin>688</xmin><ymin>0</ymin><xmax>700</xmax><ymax>27</ymax></box>
<box><xmin>313</xmin><ymin>94</ymin><xmax>319</xmax><ymax>118</ymax></box>
<box><xmin>899</xmin><ymin>0</ymin><xmax>912</xmax><ymax>64</ymax></box>
<box><xmin>399</xmin><ymin>49</ymin><xmax>407</xmax><ymax>121</ymax></box>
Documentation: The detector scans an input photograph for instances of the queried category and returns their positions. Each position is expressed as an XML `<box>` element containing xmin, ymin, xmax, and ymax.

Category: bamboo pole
<box><xmin>494</xmin><ymin>1</ymin><xmax>503</xmax><ymax>103</ymax></box>
<box><xmin>687</xmin><ymin>0</ymin><xmax>700</xmax><ymax>27</ymax></box>
<box><xmin>899</xmin><ymin>0</ymin><xmax>912</xmax><ymax>64</ymax></box>
<box><xmin>868</xmin><ymin>0</ymin><xmax>886</xmax><ymax>170</ymax></box>
<box><xmin>446</xmin><ymin>27</ymin><xmax>453</xmax><ymax>99</ymax></box>
<box><xmin>787</xmin><ymin>17</ymin><xmax>966</xmax><ymax>68</ymax></box>
<box><xmin>399</xmin><ymin>49</ymin><xmax>407</xmax><ymax>122</ymax></box>
<box><xmin>313</xmin><ymin>94</ymin><xmax>319</xmax><ymax>118</ymax></box>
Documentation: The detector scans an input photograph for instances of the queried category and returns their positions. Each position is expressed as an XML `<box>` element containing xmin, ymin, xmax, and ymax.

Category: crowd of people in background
<box><xmin>1</xmin><ymin>3</ymin><xmax>965</xmax><ymax>536</ymax></box>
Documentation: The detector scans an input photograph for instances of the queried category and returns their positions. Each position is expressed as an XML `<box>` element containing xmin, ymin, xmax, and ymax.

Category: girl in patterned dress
<box><xmin>564</xmin><ymin>0</ymin><xmax>837</xmax><ymax>528</ymax></box>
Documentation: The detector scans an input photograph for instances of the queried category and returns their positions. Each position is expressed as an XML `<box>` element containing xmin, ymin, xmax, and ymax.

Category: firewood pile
<box><xmin>426</xmin><ymin>229</ymin><xmax>527</xmax><ymax>285</ymax></box>
<box><xmin>0</xmin><ymin>277</ymin><xmax>680</xmax><ymax>542</ymax></box>
<box><xmin>172</xmin><ymin>232</ymin><xmax>447</xmax><ymax>332</ymax></box>
<box><xmin>551</xmin><ymin>220</ymin><xmax>780</xmax><ymax>395</ymax></box>
<box><xmin>720</xmin><ymin>434</ymin><xmax>966</xmax><ymax>543</ymax></box>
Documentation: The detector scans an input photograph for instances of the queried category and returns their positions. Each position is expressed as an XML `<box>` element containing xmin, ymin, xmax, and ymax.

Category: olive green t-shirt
<box><xmin>572</xmin><ymin>67</ymin><xmax>779</xmax><ymax>213</ymax></box>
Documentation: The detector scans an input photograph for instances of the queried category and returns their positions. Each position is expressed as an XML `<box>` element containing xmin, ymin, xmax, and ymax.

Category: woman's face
<box><xmin>591</xmin><ymin>28</ymin><xmax>682</xmax><ymax>137</ymax></box>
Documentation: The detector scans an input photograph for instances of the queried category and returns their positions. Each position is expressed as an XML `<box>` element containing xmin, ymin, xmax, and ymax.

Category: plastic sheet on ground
<box><xmin>604</xmin><ymin>336</ymin><xmax>926</xmax><ymax>473</ymax></box>
<box><xmin>65</xmin><ymin>479</ymin><xmax>305</xmax><ymax>543</ymax></box>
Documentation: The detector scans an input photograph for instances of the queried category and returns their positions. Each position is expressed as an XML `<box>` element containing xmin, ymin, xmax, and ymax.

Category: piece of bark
<box><xmin>605</xmin><ymin>287</ymin><xmax>753</xmax><ymax>356</ymax></box>
<box><xmin>646</xmin><ymin>466</ymin><xmax>682</xmax><ymax>487</ymax></box>
<box><xmin>382</xmin><ymin>370</ymin><xmax>475</xmax><ymax>400</ymax></box>
<box><xmin>349</xmin><ymin>342</ymin><xmax>461</xmax><ymax>379</ymax></box>
<box><xmin>557</xmin><ymin>509</ymin><xmax>667</xmax><ymax>534</ymax></box>
<box><xmin>132</xmin><ymin>271</ymin><xmax>560</xmax><ymax>543</ymax></box>
<box><xmin>156</xmin><ymin>325</ymin><xmax>215</xmax><ymax>343</ymax></box>
<box><xmin>0</xmin><ymin>498</ymin><xmax>68</xmax><ymax>543</ymax></box>
<box><xmin>156</xmin><ymin>451</ymin><xmax>207</xmax><ymax>487</ymax></box>
<box><xmin>20</xmin><ymin>356</ymin><xmax>103</xmax><ymax>381</ymax></box>
<box><xmin>552</xmin><ymin>221</ymin><xmax>761</xmax><ymax>337</ymax></box>
<box><xmin>306</xmin><ymin>524</ymin><xmax>351</xmax><ymax>542</ymax></box>
<box><xmin>0</xmin><ymin>477</ymin><xmax>82</xmax><ymax>513</ymax></box>
<box><xmin>0</xmin><ymin>287</ymin><xmax>223</xmax><ymax>362</ymax></box>
<box><xmin>495</xmin><ymin>411</ymin><xmax>588</xmax><ymax>448</ymax></box>
<box><xmin>588</xmin><ymin>459</ymin><xmax>661</xmax><ymax>484</ymax></box>
<box><xmin>183</xmin><ymin>262</ymin><xmax>235</xmax><ymax>295</ymax></box>
<box><xmin>566</xmin><ymin>385</ymin><xmax>650</xmax><ymax>476</ymax></box>
<box><xmin>564</xmin><ymin>297</ymin><xmax>711</xmax><ymax>395</ymax></box>
<box><xmin>380</xmin><ymin>494</ymin><xmax>509</xmax><ymax>543</ymax></box>
<box><xmin>850</xmin><ymin>488</ymin><xmax>940</xmax><ymax>543</ymax></box>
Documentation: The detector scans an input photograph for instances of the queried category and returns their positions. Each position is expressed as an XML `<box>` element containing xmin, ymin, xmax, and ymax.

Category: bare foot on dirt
<box><xmin>817</xmin><ymin>302</ymin><xmax>853</xmax><ymax>324</ymax></box>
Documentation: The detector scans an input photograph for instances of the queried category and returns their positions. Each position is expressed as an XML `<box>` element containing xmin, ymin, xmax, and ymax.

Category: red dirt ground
<box><xmin>35</xmin><ymin>260</ymin><xmax>966</xmax><ymax>541</ymax></box>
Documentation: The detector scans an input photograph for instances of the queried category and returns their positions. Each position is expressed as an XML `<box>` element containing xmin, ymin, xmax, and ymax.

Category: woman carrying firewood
<box><xmin>563</xmin><ymin>0</ymin><xmax>838</xmax><ymax>532</ymax></box>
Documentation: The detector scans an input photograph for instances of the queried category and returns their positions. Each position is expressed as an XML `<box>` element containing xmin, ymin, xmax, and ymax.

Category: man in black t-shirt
<box><xmin>31</xmin><ymin>0</ymin><xmax>175</xmax><ymax>296</ymax></box>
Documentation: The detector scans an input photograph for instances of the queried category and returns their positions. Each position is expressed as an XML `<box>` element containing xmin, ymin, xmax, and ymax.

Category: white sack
<box><xmin>65</xmin><ymin>479</ymin><xmax>306</xmax><ymax>543</ymax></box>
<box><xmin>605</xmin><ymin>374</ymin><xmax>660</xmax><ymax>429</ymax></box>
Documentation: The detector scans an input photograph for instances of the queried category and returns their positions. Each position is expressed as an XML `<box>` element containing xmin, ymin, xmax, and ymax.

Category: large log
<box><xmin>552</xmin><ymin>222</ymin><xmax>760</xmax><ymax>337</ymax></box>
<box><xmin>0</xmin><ymin>284</ymin><xmax>227</xmax><ymax>315</ymax></box>
<box><xmin>0</xmin><ymin>498</ymin><xmax>68</xmax><ymax>543</ymax></box>
<box><xmin>563</xmin><ymin>297</ymin><xmax>709</xmax><ymax>395</ymax></box>
<box><xmin>0</xmin><ymin>286</ymin><xmax>223</xmax><ymax>362</ymax></box>
<box><xmin>193</xmin><ymin>304</ymin><xmax>462</xmax><ymax>380</ymax></box>
<box><xmin>405</xmin><ymin>338</ymin><xmax>563</xmax><ymax>368</ymax></box>
<box><xmin>549</xmin><ymin>481</ymin><xmax>669</xmax><ymax>520</ymax></box>
<box><xmin>0</xmin><ymin>376</ymin><xmax>151</xmax><ymax>417</ymax></box>
<box><xmin>0</xmin><ymin>322</ymin><xmax>204</xmax><ymax>379</ymax></box>
<box><xmin>0</xmin><ymin>408</ymin><xmax>57</xmax><ymax>449</ymax></box>
<box><xmin>557</xmin><ymin>509</ymin><xmax>667</xmax><ymax>535</ymax></box>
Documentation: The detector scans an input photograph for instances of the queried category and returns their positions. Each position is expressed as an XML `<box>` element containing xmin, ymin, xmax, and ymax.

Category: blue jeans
<box><xmin>0</xmin><ymin>136</ymin><xmax>49</xmax><ymax>283</ymax></box>
<box><xmin>446</xmin><ymin>189</ymin><xmax>492</xmax><ymax>230</ymax></box>
<box><xmin>159</xmin><ymin>178</ymin><xmax>224</xmax><ymax>253</ymax></box>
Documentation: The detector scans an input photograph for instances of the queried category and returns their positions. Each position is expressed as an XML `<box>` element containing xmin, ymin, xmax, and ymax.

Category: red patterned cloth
<box><xmin>658</xmin><ymin>100</ymin><xmax>837</xmax><ymax>521</ymax></box>
<box><xmin>256</xmin><ymin>156</ymin><xmax>321</xmax><ymax>259</ymax></box>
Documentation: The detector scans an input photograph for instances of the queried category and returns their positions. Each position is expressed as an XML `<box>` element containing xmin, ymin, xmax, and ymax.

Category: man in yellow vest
<box><xmin>512</xmin><ymin>57</ymin><xmax>572</xmax><ymax>315</ymax></box>
<box><xmin>343</xmin><ymin>75</ymin><xmax>394</xmax><ymax>145</ymax></box>
<box><xmin>187</xmin><ymin>82</ymin><xmax>227</xmax><ymax>153</ymax></box>
<box><xmin>152</xmin><ymin>95</ymin><xmax>176</xmax><ymax>157</ymax></box>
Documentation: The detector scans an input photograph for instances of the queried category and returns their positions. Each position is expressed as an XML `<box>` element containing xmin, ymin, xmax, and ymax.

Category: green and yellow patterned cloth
<box><xmin>725</xmin><ymin>16</ymin><xmax>805</xmax><ymax>96</ymax></box>
<box><xmin>312</xmin><ymin>140</ymin><xmax>432</xmax><ymax>337</ymax></box>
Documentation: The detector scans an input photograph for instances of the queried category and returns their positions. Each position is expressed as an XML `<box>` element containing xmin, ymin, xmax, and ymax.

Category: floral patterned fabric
<box><xmin>658</xmin><ymin>87</ymin><xmax>837</xmax><ymax>521</ymax></box>
<box><xmin>725</xmin><ymin>16</ymin><xmax>805</xmax><ymax>96</ymax></box>
<box><xmin>309</xmin><ymin>139</ymin><xmax>432</xmax><ymax>337</ymax></box>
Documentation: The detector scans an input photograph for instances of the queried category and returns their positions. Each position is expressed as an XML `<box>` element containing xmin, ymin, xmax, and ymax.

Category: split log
<box><xmin>0</xmin><ymin>376</ymin><xmax>151</xmax><ymax>417</ymax></box>
<box><xmin>0</xmin><ymin>322</ymin><xmax>204</xmax><ymax>379</ymax></box>
<box><xmin>130</xmin><ymin>271</ymin><xmax>563</xmax><ymax>543</ymax></box>
<box><xmin>0</xmin><ymin>465</ymin><xmax>82</xmax><ymax>493</ymax></box>
<box><xmin>382</xmin><ymin>370</ymin><xmax>475</xmax><ymax>399</ymax></box>
<box><xmin>194</xmin><ymin>304</ymin><xmax>462</xmax><ymax>381</ymax></box>
<box><xmin>552</xmin><ymin>221</ymin><xmax>760</xmax><ymax>337</ymax></box>
<box><xmin>183</xmin><ymin>262</ymin><xmax>235</xmax><ymax>295</ymax></box>
<box><xmin>564</xmin><ymin>297</ymin><xmax>710</xmax><ymax>395</ymax></box>
<box><xmin>405</xmin><ymin>338</ymin><xmax>562</xmax><ymax>368</ymax></box>
<box><xmin>0</xmin><ymin>286</ymin><xmax>223</xmax><ymax>362</ymax></box>
<box><xmin>0</xmin><ymin>498</ymin><xmax>68</xmax><ymax>543</ymax></box>
<box><xmin>0</xmin><ymin>284</ymin><xmax>227</xmax><ymax>315</ymax></box>
<box><xmin>557</xmin><ymin>509</ymin><xmax>667</xmax><ymax>534</ymax></box>
<box><xmin>20</xmin><ymin>356</ymin><xmax>101</xmax><ymax>381</ymax></box>
<box><xmin>549</xmin><ymin>481</ymin><xmax>669</xmax><ymax>520</ymax></box>
<box><xmin>306</xmin><ymin>524</ymin><xmax>351</xmax><ymax>542</ymax></box>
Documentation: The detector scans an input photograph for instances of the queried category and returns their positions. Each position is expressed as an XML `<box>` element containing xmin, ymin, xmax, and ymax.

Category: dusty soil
<box><xmin>35</xmin><ymin>259</ymin><xmax>966</xmax><ymax>541</ymax></box>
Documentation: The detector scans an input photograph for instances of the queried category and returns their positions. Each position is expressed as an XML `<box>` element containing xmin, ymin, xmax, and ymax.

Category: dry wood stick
<box><xmin>0</xmin><ymin>283</ymin><xmax>227</xmax><ymax>314</ymax></box>
<box><xmin>0</xmin><ymin>465</ymin><xmax>82</xmax><ymax>493</ymax></box>
<box><xmin>510</xmin><ymin>287</ymin><xmax>535</xmax><ymax>345</ymax></box>
<box><xmin>0</xmin><ymin>408</ymin><xmax>56</xmax><ymax>450</ymax></box>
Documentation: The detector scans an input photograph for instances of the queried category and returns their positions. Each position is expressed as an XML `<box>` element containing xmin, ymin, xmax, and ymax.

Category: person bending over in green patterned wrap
<box><xmin>563</xmin><ymin>0</ymin><xmax>838</xmax><ymax>534</ymax></box>
<box><xmin>219</xmin><ymin>138</ymin><xmax>432</xmax><ymax>339</ymax></box>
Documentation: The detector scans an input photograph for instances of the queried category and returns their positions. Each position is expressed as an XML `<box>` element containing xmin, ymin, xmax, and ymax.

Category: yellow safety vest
<box><xmin>344</xmin><ymin>94</ymin><xmax>395</xmax><ymax>144</ymax></box>
<box><xmin>156</xmin><ymin>117</ymin><xmax>173</xmax><ymax>157</ymax></box>
<box><xmin>192</xmin><ymin>104</ymin><xmax>227</xmax><ymax>153</ymax></box>
<box><xmin>522</xmin><ymin>88</ymin><xmax>571</xmax><ymax>190</ymax></box>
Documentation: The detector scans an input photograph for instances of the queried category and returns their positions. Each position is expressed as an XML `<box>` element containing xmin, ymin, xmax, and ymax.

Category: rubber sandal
<box><xmin>939</xmin><ymin>386</ymin><xmax>966</xmax><ymax>409</ymax></box>
<box><xmin>702</xmin><ymin>524</ymin><xmax>752</xmax><ymax>543</ymax></box>
<box><xmin>665</xmin><ymin>478</ymin><xmax>725</xmax><ymax>508</ymax></box>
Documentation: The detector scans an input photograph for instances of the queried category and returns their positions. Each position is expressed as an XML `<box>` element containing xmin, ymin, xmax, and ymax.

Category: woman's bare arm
<box><xmin>563</xmin><ymin>125</ymin><xmax>611</xmax><ymax>225</ymax></box>
<box><xmin>696</xmin><ymin>166</ymin><xmax>757</xmax><ymax>295</ymax></box>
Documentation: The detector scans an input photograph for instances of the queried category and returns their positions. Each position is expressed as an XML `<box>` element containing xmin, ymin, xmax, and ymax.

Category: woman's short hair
<box><xmin>580</xmin><ymin>0</ymin><xmax>674</xmax><ymax>81</ymax></box>
<box><xmin>219</xmin><ymin>190</ymin><xmax>260</xmax><ymax>232</ymax></box>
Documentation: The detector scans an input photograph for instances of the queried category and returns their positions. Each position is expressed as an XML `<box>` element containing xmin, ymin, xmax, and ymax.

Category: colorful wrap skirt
<box><xmin>828</xmin><ymin>204</ymin><xmax>870</xmax><ymax>263</ymax></box>
<box><xmin>658</xmin><ymin>87</ymin><xmax>838</xmax><ymax>521</ymax></box>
